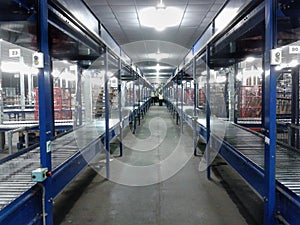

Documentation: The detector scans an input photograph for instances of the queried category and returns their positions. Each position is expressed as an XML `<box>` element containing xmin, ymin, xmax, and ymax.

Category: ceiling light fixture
<box><xmin>139</xmin><ymin>0</ymin><xmax>182</xmax><ymax>31</ymax></box>
<box><xmin>148</xmin><ymin>52</ymin><xmax>169</xmax><ymax>61</ymax></box>
<box><xmin>245</xmin><ymin>57</ymin><xmax>256</xmax><ymax>62</ymax></box>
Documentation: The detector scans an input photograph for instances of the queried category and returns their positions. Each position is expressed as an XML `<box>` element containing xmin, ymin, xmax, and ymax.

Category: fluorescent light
<box><xmin>215</xmin><ymin>76</ymin><xmax>226</xmax><ymax>83</ymax></box>
<box><xmin>148</xmin><ymin>65</ymin><xmax>171</xmax><ymax>70</ymax></box>
<box><xmin>1</xmin><ymin>61</ymin><xmax>38</xmax><ymax>74</ymax></box>
<box><xmin>246</xmin><ymin>57</ymin><xmax>255</xmax><ymax>62</ymax></box>
<box><xmin>155</xmin><ymin>63</ymin><xmax>161</xmax><ymax>72</ymax></box>
<box><xmin>201</xmin><ymin>71</ymin><xmax>207</xmax><ymax>76</ymax></box>
<box><xmin>139</xmin><ymin>1</ymin><xmax>182</xmax><ymax>31</ymax></box>
<box><xmin>52</xmin><ymin>69</ymin><xmax>60</xmax><ymax>77</ymax></box>
<box><xmin>148</xmin><ymin>53</ymin><xmax>169</xmax><ymax>61</ymax></box>
<box><xmin>62</xmin><ymin>71</ymin><xmax>76</xmax><ymax>81</ymax></box>
<box><xmin>289</xmin><ymin>59</ymin><xmax>299</xmax><ymax>67</ymax></box>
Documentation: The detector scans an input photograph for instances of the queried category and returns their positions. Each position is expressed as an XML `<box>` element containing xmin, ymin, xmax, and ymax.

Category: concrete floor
<box><xmin>54</xmin><ymin>105</ymin><xmax>263</xmax><ymax>225</ymax></box>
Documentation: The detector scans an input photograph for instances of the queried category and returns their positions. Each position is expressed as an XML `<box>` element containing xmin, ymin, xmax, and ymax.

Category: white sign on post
<box><xmin>32</xmin><ymin>52</ymin><xmax>44</xmax><ymax>68</ymax></box>
<box><xmin>289</xmin><ymin>46</ymin><xmax>300</xmax><ymax>54</ymax></box>
<box><xmin>270</xmin><ymin>48</ymin><xmax>282</xmax><ymax>65</ymax></box>
<box><xmin>9</xmin><ymin>49</ymin><xmax>21</xmax><ymax>58</ymax></box>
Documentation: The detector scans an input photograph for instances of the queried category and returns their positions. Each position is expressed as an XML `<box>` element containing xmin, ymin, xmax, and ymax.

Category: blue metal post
<box><xmin>264</xmin><ymin>0</ymin><xmax>277</xmax><ymax>224</ymax></box>
<box><xmin>118</xmin><ymin>58</ymin><xmax>123</xmax><ymax>157</ymax></box>
<box><xmin>193</xmin><ymin>57</ymin><xmax>198</xmax><ymax>156</ymax></box>
<box><xmin>132</xmin><ymin>69</ymin><xmax>136</xmax><ymax>134</ymax></box>
<box><xmin>176</xmin><ymin>79</ymin><xmax>179</xmax><ymax>124</ymax></box>
<box><xmin>206</xmin><ymin>46</ymin><xmax>211</xmax><ymax>180</ymax></box>
<box><xmin>37</xmin><ymin>0</ymin><xmax>54</xmax><ymax>224</ymax></box>
<box><xmin>104</xmin><ymin>48</ymin><xmax>110</xmax><ymax>179</ymax></box>
<box><xmin>137</xmin><ymin>77</ymin><xmax>140</xmax><ymax>125</ymax></box>
<box><xmin>234</xmin><ymin>62</ymin><xmax>238</xmax><ymax>124</ymax></box>
<box><xmin>180</xmin><ymin>71</ymin><xmax>184</xmax><ymax>133</ymax></box>
<box><xmin>76</xmin><ymin>66</ymin><xmax>82</xmax><ymax>126</ymax></box>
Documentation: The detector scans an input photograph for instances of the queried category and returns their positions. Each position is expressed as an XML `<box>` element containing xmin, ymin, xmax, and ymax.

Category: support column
<box><xmin>291</xmin><ymin>66</ymin><xmax>299</xmax><ymax>148</ymax></box>
<box><xmin>37</xmin><ymin>0</ymin><xmax>54</xmax><ymax>224</ymax></box>
<box><xmin>104</xmin><ymin>48</ymin><xmax>110</xmax><ymax>179</ymax></box>
<box><xmin>76</xmin><ymin>65</ymin><xmax>82</xmax><ymax>126</ymax></box>
<box><xmin>132</xmin><ymin>69</ymin><xmax>136</xmax><ymax>134</ymax></box>
<box><xmin>180</xmin><ymin>71</ymin><xmax>184</xmax><ymax>134</ymax></box>
<box><xmin>263</xmin><ymin>0</ymin><xmax>277</xmax><ymax>224</ymax></box>
<box><xmin>234</xmin><ymin>63</ymin><xmax>238</xmax><ymax>124</ymax></box>
<box><xmin>118</xmin><ymin>59</ymin><xmax>123</xmax><ymax>156</ymax></box>
<box><xmin>206</xmin><ymin>45</ymin><xmax>211</xmax><ymax>180</ymax></box>
<box><xmin>193</xmin><ymin>57</ymin><xmax>198</xmax><ymax>156</ymax></box>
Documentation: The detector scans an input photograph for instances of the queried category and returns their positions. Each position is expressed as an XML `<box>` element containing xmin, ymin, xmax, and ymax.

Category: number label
<box><xmin>9</xmin><ymin>49</ymin><xmax>21</xmax><ymax>57</ymax></box>
<box><xmin>289</xmin><ymin>46</ymin><xmax>300</xmax><ymax>54</ymax></box>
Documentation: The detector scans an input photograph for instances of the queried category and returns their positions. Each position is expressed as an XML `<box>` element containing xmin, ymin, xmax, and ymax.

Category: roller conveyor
<box><xmin>167</xmin><ymin>100</ymin><xmax>300</xmax><ymax>207</ymax></box>
<box><xmin>0</xmin><ymin>118</ymin><xmax>120</xmax><ymax>211</ymax></box>
<box><xmin>201</xmin><ymin>119</ymin><xmax>300</xmax><ymax>199</ymax></box>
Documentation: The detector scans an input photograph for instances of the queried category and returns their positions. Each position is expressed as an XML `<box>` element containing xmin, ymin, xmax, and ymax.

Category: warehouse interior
<box><xmin>0</xmin><ymin>0</ymin><xmax>300</xmax><ymax>225</ymax></box>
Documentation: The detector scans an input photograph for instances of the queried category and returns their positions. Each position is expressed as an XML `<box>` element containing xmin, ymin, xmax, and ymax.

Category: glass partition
<box><xmin>0</xmin><ymin>40</ymin><xmax>38</xmax><ymax>123</ymax></box>
<box><xmin>276</xmin><ymin>1</ymin><xmax>300</xmax><ymax>147</ymax></box>
<box><xmin>120</xmin><ymin>64</ymin><xmax>132</xmax><ymax>119</ymax></box>
<box><xmin>209</xmin><ymin>67</ymin><xmax>229</xmax><ymax>119</ymax></box>
<box><xmin>50</xmin><ymin>60</ymin><xmax>77</xmax><ymax>122</ymax></box>
<box><xmin>195</xmin><ymin>54</ymin><xmax>207</xmax><ymax>125</ymax></box>
<box><xmin>196</xmin><ymin>56</ymin><xmax>207</xmax><ymax>110</ymax></box>
<box><xmin>236</xmin><ymin>57</ymin><xmax>263</xmax><ymax>124</ymax></box>
<box><xmin>107</xmin><ymin>52</ymin><xmax>119</xmax><ymax>121</ymax></box>
<box><xmin>214</xmin><ymin>0</ymin><xmax>249</xmax><ymax>34</ymax></box>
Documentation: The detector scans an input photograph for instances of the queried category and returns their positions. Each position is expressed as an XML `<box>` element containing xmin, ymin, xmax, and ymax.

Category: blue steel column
<box><xmin>38</xmin><ymin>0</ymin><xmax>54</xmax><ymax>224</ymax></box>
<box><xmin>176</xmin><ymin>78</ymin><xmax>179</xmax><ymax>124</ymax></box>
<box><xmin>137</xmin><ymin>76</ymin><xmax>140</xmax><ymax>125</ymax></box>
<box><xmin>264</xmin><ymin>0</ymin><xmax>277</xmax><ymax>224</ymax></box>
<box><xmin>234</xmin><ymin>62</ymin><xmax>238</xmax><ymax>124</ymax></box>
<box><xmin>104</xmin><ymin>48</ymin><xmax>110</xmax><ymax>178</ymax></box>
<box><xmin>118</xmin><ymin>58</ymin><xmax>123</xmax><ymax>156</ymax></box>
<box><xmin>193</xmin><ymin>57</ymin><xmax>198</xmax><ymax>156</ymax></box>
<box><xmin>206</xmin><ymin>46</ymin><xmax>211</xmax><ymax>179</ymax></box>
<box><xmin>132</xmin><ymin>69</ymin><xmax>136</xmax><ymax>134</ymax></box>
<box><xmin>76</xmin><ymin>65</ymin><xmax>82</xmax><ymax>126</ymax></box>
<box><xmin>180</xmin><ymin>71</ymin><xmax>184</xmax><ymax>134</ymax></box>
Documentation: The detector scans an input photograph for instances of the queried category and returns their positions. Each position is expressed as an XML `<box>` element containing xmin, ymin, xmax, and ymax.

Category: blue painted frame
<box><xmin>264</xmin><ymin>0</ymin><xmax>277</xmax><ymax>224</ymax></box>
<box><xmin>206</xmin><ymin>46</ymin><xmax>211</xmax><ymax>179</ymax></box>
<box><xmin>37</xmin><ymin>1</ymin><xmax>55</xmax><ymax>224</ymax></box>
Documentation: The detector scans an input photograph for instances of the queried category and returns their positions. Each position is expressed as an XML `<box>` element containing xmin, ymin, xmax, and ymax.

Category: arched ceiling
<box><xmin>84</xmin><ymin>0</ymin><xmax>227</xmax><ymax>83</ymax></box>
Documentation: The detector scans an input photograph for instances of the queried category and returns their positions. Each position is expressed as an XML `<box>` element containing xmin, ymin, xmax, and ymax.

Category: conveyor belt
<box><xmin>222</xmin><ymin>123</ymin><xmax>300</xmax><ymax>196</ymax></box>
<box><xmin>0</xmin><ymin>119</ymin><xmax>119</xmax><ymax>211</ymax></box>
<box><xmin>0</xmin><ymin>120</ymin><xmax>74</xmax><ymax>131</ymax></box>
<box><xmin>168</xmin><ymin>100</ymin><xmax>300</xmax><ymax>199</ymax></box>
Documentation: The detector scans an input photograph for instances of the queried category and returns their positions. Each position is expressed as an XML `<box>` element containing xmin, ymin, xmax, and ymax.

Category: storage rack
<box><xmin>0</xmin><ymin>1</ymin><xmax>152</xmax><ymax>225</ymax></box>
<box><xmin>164</xmin><ymin>0</ymin><xmax>300</xmax><ymax>224</ymax></box>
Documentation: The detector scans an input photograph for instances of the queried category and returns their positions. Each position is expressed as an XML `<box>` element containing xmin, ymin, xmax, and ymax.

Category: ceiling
<box><xmin>84</xmin><ymin>0</ymin><xmax>227</xmax><ymax>83</ymax></box>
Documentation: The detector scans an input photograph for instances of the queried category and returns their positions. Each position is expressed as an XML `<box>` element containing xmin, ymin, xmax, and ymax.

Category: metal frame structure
<box><xmin>0</xmin><ymin>1</ymin><xmax>152</xmax><ymax>224</ymax></box>
<box><xmin>164</xmin><ymin>0</ymin><xmax>300</xmax><ymax>224</ymax></box>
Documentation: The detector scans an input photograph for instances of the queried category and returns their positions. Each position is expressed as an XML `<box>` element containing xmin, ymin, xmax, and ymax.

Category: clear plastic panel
<box><xmin>51</xmin><ymin>60</ymin><xmax>77</xmax><ymax>123</ymax></box>
<box><xmin>107</xmin><ymin>52</ymin><xmax>119</xmax><ymax>120</ymax></box>
<box><xmin>195</xmin><ymin>55</ymin><xmax>207</xmax><ymax>125</ymax></box>
<box><xmin>276</xmin><ymin>1</ymin><xmax>300</xmax><ymax>148</ymax></box>
<box><xmin>0</xmin><ymin>40</ymin><xmax>39</xmax><ymax>152</ymax></box>
<box><xmin>0</xmin><ymin>40</ymin><xmax>39</xmax><ymax>123</ymax></box>
<box><xmin>237</xmin><ymin>57</ymin><xmax>263</xmax><ymax>124</ymax></box>
<box><xmin>214</xmin><ymin>0</ymin><xmax>249</xmax><ymax>34</ymax></box>
<box><xmin>120</xmin><ymin>63</ymin><xmax>132</xmax><ymax>120</ymax></box>
<box><xmin>101</xmin><ymin>25</ymin><xmax>120</xmax><ymax>56</ymax></box>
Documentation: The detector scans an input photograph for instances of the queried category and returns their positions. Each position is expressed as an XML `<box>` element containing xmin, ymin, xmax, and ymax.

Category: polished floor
<box><xmin>54</xmin><ymin>105</ymin><xmax>263</xmax><ymax>225</ymax></box>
